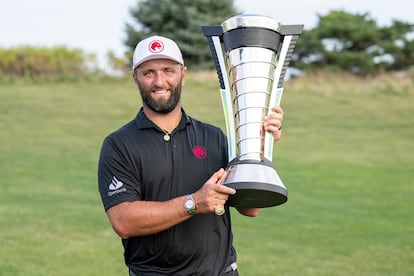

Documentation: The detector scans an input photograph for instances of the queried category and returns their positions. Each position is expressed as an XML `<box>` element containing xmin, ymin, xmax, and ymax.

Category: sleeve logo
<box><xmin>109</xmin><ymin>176</ymin><xmax>124</xmax><ymax>190</ymax></box>
<box><xmin>108</xmin><ymin>176</ymin><xmax>127</xmax><ymax>197</ymax></box>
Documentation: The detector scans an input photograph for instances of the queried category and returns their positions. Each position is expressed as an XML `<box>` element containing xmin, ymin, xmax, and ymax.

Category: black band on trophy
<box><xmin>201</xmin><ymin>25</ymin><xmax>223</xmax><ymax>37</ymax></box>
<box><xmin>222</xmin><ymin>28</ymin><xmax>282</xmax><ymax>52</ymax></box>
<box><xmin>227</xmin><ymin>158</ymin><xmax>275</xmax><ymax>168</ymax></box>
<box><xmin>201</xmin><ymin>26</ymin><xmax>226</xmax><ymax>89</ymax></box>
<box><xmin>225</xmin><ymin>181</ymin><xmax>288</xmax><ymax>208</ymax></box>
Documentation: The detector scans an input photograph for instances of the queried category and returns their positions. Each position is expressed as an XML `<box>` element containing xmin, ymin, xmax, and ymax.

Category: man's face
<box><xmin>133</xmin><ymin>59</ymin><xmax>186</xmax><ymax>114</ymax></box>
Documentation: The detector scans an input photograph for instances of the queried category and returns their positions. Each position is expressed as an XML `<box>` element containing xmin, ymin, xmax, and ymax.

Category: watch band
<box><xmin>184</xmin><ymin>194</ymin><xmax>196</xmax><ymax>215</ymax></box>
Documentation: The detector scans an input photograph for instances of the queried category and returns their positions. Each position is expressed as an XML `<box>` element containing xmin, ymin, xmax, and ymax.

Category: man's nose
<box><xmin>153</xmin><ymin>72</ymin><xmax>166</xmax><ymax>87</ymax></box>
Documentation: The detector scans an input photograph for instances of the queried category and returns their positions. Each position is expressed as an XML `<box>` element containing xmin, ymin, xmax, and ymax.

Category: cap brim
<box><xmin>133</xmin><ymin>54</ymin><xmax>183</xmax><ymax>70</ymax></box>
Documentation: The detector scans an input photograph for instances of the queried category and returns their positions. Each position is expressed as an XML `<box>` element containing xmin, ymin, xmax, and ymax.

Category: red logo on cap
<box><xmin>149</xmin><ymin>40</ymin><xmax>164</xmax><ymax>53</ymax></box>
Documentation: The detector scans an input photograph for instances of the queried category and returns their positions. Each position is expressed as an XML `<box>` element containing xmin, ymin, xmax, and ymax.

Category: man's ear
<box><xmin>181</xmin><ymin>66</ymin><xmax>188</xmax><ymax>86</ymax></box>
<box><xmin>132</xmin><ymin>70</ymin><xmax>138</xmax><ymax>85</ymax></box>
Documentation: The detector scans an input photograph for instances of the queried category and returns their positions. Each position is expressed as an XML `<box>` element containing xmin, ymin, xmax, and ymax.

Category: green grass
<box><xmin>0</xmin><ymin>72</ymin><xmax>413</xmax><ymax>275</ymax></box>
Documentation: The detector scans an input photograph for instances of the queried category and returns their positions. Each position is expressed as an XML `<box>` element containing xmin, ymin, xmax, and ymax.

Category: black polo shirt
<box><xmin>98</xmin><ymin>108</ymin><xmax>237</xmax><ymax>275</ymax></box>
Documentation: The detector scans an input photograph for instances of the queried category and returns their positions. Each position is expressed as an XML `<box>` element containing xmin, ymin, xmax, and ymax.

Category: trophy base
<box><xmin>223</xmin><ymin>162</ymin><xmax>288</xmax><ymax>208</ymax></box>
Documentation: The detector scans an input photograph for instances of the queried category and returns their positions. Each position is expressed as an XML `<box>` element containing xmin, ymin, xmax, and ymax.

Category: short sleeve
<box><xmin>98</xmin><ymin>136</ymin><xmax>141</xmax><ymax>211</ymax></box>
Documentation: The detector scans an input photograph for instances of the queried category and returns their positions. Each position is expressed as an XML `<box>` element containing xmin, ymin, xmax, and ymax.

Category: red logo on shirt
<box><xmin>149</xmin><ymin>40</ymin><xmax>164</xmax><ymax>53</ymax></box>
<box><xmin>192</xmin><ymin>146</ymin><xmax>207</xmax><ymax>160</ymax></box>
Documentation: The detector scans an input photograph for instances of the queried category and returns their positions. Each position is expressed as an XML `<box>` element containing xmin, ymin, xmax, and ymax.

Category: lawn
<box><xmin>0</xmin><ymin>72</ymin><xmax>413</xmax><ymax>275</ymax></box>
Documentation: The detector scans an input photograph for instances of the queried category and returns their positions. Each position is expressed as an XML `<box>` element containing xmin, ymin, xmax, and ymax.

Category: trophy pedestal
<box><xmin>223</xmin><ymin>161</ymin><xmax>288</xmax><ymax>208</ymax></box>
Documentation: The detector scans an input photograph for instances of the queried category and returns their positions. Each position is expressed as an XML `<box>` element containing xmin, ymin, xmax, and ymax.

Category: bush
<box><xmin>0</xmin><ymin>46</ymin><xmax>99</xmax><ymax>81</ymax></box>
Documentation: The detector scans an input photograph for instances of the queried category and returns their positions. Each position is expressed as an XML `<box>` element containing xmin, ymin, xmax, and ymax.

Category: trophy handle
<box><xmin>202</xmin><ymin>26</ymin><xmax>237</xmax><ymax>161</ymax></box>
<box><xmin>264</xmin><ymin>29</ymin><xmax>303</xmax><ymax>161</ymax></box>
<box><xmin>264</xmin><ymin>87</ymin><xmax>283</xmax><ymax>160</ymax></box>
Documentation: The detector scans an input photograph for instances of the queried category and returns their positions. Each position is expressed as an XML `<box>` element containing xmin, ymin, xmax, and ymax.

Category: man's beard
<box><xmin>138</xmin><ymin>82</ymin><xmax>182</xmax><ymax>114</ymax></box>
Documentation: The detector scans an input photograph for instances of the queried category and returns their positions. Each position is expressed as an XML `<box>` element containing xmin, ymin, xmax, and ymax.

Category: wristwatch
<box><xmin>184</xmin><ymin>194</ymin><xmax>196</xmax><ymax>215</ymax></box>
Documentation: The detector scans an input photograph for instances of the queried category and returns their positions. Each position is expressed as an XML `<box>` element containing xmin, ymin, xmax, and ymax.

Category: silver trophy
<box><xmin>202</xmin><ymin>15</ymin><xmax>303</xmax><ymax>208</ymax></box>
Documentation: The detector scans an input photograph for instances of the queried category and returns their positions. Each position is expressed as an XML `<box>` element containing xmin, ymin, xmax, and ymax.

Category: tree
<box><xmin>293</xmin><ymin>10</ymin><xmax>414</xmax><ymax>75</ymax></box>
<box><xmin>124</xmin><ymin>0</ymin><xmax>238</xmax><ymax>69</ymax></box>
<box><xmin>378</xmin><ymin>20</ymin><xmax>414</xmax><ymax>71</ymax></box>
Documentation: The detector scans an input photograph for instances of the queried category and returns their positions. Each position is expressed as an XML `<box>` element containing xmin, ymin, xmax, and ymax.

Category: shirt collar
<box><xmin>134</xmin><ymin>107</ymin><xmax>191</xmax><ymax>131</ymax></box>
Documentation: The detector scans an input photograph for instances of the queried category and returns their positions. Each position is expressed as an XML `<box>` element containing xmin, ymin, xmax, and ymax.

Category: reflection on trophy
<box><xmin>202</xmin><ymin>15</ymin><xmax>303</xmax><ymax>208</ymax></box>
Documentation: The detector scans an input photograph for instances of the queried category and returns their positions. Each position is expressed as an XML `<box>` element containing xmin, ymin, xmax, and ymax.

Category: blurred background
<box><xmin>0</xmin><ymin>1</ymin><xmax>413</xmax><ymax>275</ymax></box>
<box><xmin>0</xmin><ymin>0</ymin><xmax>413</xmax><ymax>78</ymax></box>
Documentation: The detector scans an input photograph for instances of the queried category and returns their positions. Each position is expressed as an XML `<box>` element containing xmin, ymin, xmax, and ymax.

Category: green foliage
<box><xmin>294</xmin><ymin>10</ymin><xmax>414</xmax><ymax>75</ymax></box>
<box><xmin>0</xmin><ymin>46</ymin><xmax>98</xmax><ymax>81</ymax></box>
<box><xmin>124</xmin><ymin>0</ymin><xmax>238</xmax><ymax>69</ymax></box>
<box><xmin>379</xmin><ymin>20</ymin><xmax>414</xmax><ymax>71</ymax></box>
<box><xmin>123</xmin><ymin>4</ymin><xmax>413</xmax><ymax>75</ymax></box>
<box><xmin>107</xmin><ymin>50</ymin><xmax>131</xmax><ymax>75</ymax></box>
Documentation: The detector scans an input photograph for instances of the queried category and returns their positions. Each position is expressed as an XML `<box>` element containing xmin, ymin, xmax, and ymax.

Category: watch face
<box><xmin>184</xmin><ymin>194</ymin><xmax>196</xmax><ymax>215</ymax></box>
<box><xmin>185</xmin><ymin>199</ymin><xmax>194</xmax><ymax>209</ymax></box>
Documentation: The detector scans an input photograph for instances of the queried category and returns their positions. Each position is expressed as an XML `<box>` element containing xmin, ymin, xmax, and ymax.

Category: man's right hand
<box><xmin>193</xmin><ymin>168</ymin><xmax>236</xmax><ymax>215</ymax></box>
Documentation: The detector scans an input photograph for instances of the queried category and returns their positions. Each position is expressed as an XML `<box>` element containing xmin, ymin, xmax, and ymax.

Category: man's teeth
<box><xmin>153</xmin><ymin>90</ymin><xmax>168</xmax><ymax>94</ymax></box>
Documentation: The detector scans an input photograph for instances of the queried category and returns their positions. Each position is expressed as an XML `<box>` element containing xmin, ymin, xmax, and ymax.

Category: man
<box><xmin>98</xmin><ymin>35</ymin><xmax>284</xmax><ymax>275</ymax></box>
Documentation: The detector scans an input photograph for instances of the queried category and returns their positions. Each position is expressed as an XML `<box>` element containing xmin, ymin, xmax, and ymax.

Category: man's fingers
<box><xmin>210</xmin><ymin>168</ymin><xmax>225</xmax><ymax>183</ymax></box>
<box><xmin>215</xmin><ymin>182</ymin><xmax>236</xmax><ymax>195</ymax></box>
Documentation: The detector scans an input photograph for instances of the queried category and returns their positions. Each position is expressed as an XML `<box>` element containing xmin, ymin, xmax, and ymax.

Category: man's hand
<box><xmin>263</xmin><ymin>106</ymin><xmax>284</xmax><ymax>142</ymax></box>
<box><xmin>193</xmin><ymin>168</ymin><xmax>236</xmax><ymax>215</ymax></box>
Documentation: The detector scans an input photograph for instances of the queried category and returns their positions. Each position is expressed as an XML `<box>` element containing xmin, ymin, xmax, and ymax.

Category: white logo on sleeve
<box><xmin>108</xmin><ymin>176</ymin><xmax>126</xmax><ymax>197</ymax></box>
<box><xmin>109</xmin><ymin>176</ymin><xmax>123</xmax><ymax>190</ymax></box>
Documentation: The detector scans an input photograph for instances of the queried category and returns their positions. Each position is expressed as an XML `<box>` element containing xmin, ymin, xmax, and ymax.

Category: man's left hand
<box><xmin>263</xmin><ymin>106</ymin><xmax>284</xmax><ymax>142</ymax></box>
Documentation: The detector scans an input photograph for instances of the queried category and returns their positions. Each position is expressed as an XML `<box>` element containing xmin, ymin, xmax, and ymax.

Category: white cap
<box><xmin>132</xmin><ymin>35</ymin><xmax>184</xmax><ymax>70</ymax></box>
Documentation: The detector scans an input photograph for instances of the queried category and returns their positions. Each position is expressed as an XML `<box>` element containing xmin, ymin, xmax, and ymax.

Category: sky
<box><xmin>0</xmin><ymin>0</ymin><xmax>412</xmax><ymax>68</ymax></box>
